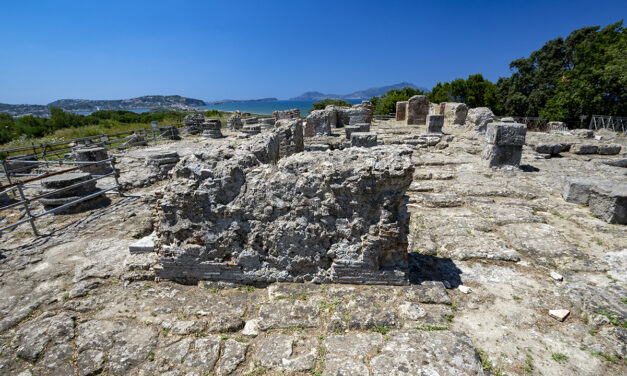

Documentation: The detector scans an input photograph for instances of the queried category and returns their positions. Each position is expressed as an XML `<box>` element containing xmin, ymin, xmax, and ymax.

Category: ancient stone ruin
<box><xmin>272</xmin><ymin>109</ymin><xmax>300</xmax><ymax>120</ymax></box>
<box><xmin>395</xmin><ymin>101</ymin><xmax>407</xmax><ymax>120</ymax></box>
<box><xmin>443</xmin><ymin>102</ymin><xmax>468</xmax><ymax>127</ymax></box>
<box><xmin>183</xmin><ymin>113</ymin><xmax>206</xmax><ymax>135</ymax></box>
<box><xmin>562</xmin><ymin>177</ymin><xmax>626</xmax><ymax>224</ymax></box>
<box><xmin>39</xmin><ymin>172</ymin><xmax>107</xmax><ymax>214</ymax></box>
<box><xmin>406</xmin><ymin>95</ymin><xmax>429</xmax><ymax>125</ymax></box>
<box><xmin>466</xmin><ymin>107</ymin><xmax>495</xmax><ymax>133</ymax></box>
<box><xmin>154</xmin><ymin>126</ymin><xmax>413</xmax><ymax>285</ymax></box>
<box><xmin>304</xmin><ymin>102</ymin><xmax>373</xmax><ymax>137</ymax></box>
<box><xmin>74</xmin><ymin>147</ymin><xmax>109</xmax><ymax>175</ymax></box>
<box><xmin>201</xmin><ymin>119</ymin><xmax>223</xmax><ymax>139</ymax></box>
<box><xmin>482</xmin><ymin>122</ymin><xmax>527</xmax><ymax>169</ymax></box>
<box><xmin>426</xmin><ymin>114</ymin><xmax>444</xmax><ymax>134</ymax></box>
<box><xmin>227</xmin><ymin>112</ymin><xmax>243</xmax><ymax>130</ymax></box>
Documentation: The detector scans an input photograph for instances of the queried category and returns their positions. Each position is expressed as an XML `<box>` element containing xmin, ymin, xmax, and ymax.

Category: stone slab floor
<box><xmin>0</xmin><ymin>124</ymin><xmax>625</xmax><ymax>375</ymax></box>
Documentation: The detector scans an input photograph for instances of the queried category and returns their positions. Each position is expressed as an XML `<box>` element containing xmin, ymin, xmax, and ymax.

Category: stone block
<box><xmin>443</xmin><ymin>102</ymin><xmax>468</xmax><ymax>127</ymax></box>
<box><xmin>562</xmin><ymin>177</ymin><xmax>600</xmax><ymax>205</ymax></box>
<box><xmin>75</xmin><ymin>147</ymin><xmax>109</xmax><ymax>175</ymax></box>
<box><xmin>599</xmin><ymin>144</ymin><xmax>622</xmax><ymax>155</ymax></box>
<box><xmin>350</xmin><ymin>132</ymin><xmax>378</xmax><ymax>147</ymax></box>
<box><xmin>571</xmin><ymin>144</ymin><xmax>599</xmax><ymax>154</ymax></box>
<box><xmin>426</xmin><ymin>115</ymin><xmax>444</xmax><ymax>134</ymax></box>
<box><xmin>547</xmin><ymin>121</ymin><xmax>568</xmax><ymax>132</ymax></box>
<box><xmin>467</xmin><ymin>107</ymin><xmax>495</xmax><ymax>134</ymax></box>
<box><xmin>588</xmin><ymin>183</ymin><xmax>627</xmax><ymax>224</ymax></box>
<box><xmin>129</xmin><ymin>233</ymin><xmax>156</xmax><ymax>254</ymax></box>
<box><xmin>481</xmin><ymin>145</ymin><xmax>522</xmax><ymax>169</ymax></box>
<box><xmin>406</xmin><ymin>95</ymin><xmax>429</xmax><ymax>125</ymax></box>
<box><xmin>305</xmin><ymin>110</ymin><xmax>333</xmax><ymax>137</ymax></box>
<box><xmin>485</xmin><ymin>123</ymin><xmax>527</xmax><ymax>146</ymax></box>
<box><xmin>155</xmin><ymin>135</ymin><xmax>414</xmax><ymax>285</ymax></box>
<box><xmin>395</xmin><ymin>101</ymin><xmax>407</xmax><ymax>121</ymax></box>
<box><xmin>535</xmin><ymin>143</ymin><xmax>571</xmax><ymax>156</ymax></box>
<box><xmin>344</xmin><ymin>125</ymin><xmax>361</xmax><ymax>140</ymax></box>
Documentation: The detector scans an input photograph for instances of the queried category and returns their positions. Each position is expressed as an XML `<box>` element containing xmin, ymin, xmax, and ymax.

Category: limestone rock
<box><xmin>466</xmin><ymin>107</ymin><xmax>495</xmax><ymax>134</ymax></box>
<box><xmin>350</xmin><ymin>132</ymin><xmax>378</xmax><ymax>147</ymax></box>
<box><xmin>588</xmin><ymin>182</ymin><xmax>627</xmax><ymax>224</ymax></box>
<box><xmin>426</xmin><ymin>115</ymin><xmax>444</xmax><ymax>134</ymax></box>
<box><xmin>549</xmin><ymin>309</ymin><xmax>570</xmax><ymax>321</ymax></box>
<box><xmin>599</xmin><ymin>144</ymin><xmax>622</xmax><ymax>155</ymax></box>
<box><xmin>396</xmin><ymin>101</ymin><xmax>407</xmax><ymax>121</ymax></box>
<box><xmin>305</xmin><ymin>109</ymin><xmax>334</xmax><ymax>136</ymax></box>
<box><xmin>547</xmin><ymin>121</ymin><xmax>568</xmax><ymax>132</ymax></box>
<box><xmin>443</xmin><ymin>102</ymin><xmax>468</xmax><ymax>127</ymax></box>
<box><xmin>406</xmin><ymin>95</ymin><xmax>429</xmax><ymax>125</ymax></box>
<box><xmin>155</xmin><ymin>132</ymin><xmax>414</xmax><ymax>285</ymax></box>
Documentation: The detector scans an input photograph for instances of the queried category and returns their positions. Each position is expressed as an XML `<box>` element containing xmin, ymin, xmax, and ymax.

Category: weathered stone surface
<box><xmin>273</xmin><ymin>109</ymin><xmax>300</xmax><ymax>120</ymax></box>
<box><xmin>598</xmin><ymin>144</ymin><xmax>622</xmax><ymax>155</ymax></box>
<box><xmin>350</xmin><ymin>132</ymin><xmax>377</xmax><ymax>147</ymax></box>
<box><xmin>275</xmin><ymin>118</ymin><xmax>304</xmax><ymax>158</ymax></box>
<box><xmin>443</xmin><ymin>102</ymin><xmax>468</xmax><ymax>127</ymax></box>
<box><xmin>485</xmin><ymin>122</ymin><xmax>527</xmax><ymax>146</ymax></box>
<box><xmin>183</xmin><ymin>114</ymin><xmax>205</xmax><ymax>134</ymax></box>
<box><xmin>369</xmin><ymin>330</ymin><xmax>484</xmax><ymax>375</ymax></box>
<box><xmin>573</xmin><ymin>129</ymin><xmax>594</xmax><ymax>138</ymax></box>
<box><xmin>396</xmin><ymin>101</ymin><xmax>407</xmax><ymax>121</ymax></box>
<box><xmin>498</xmin><ymin>223</ymin><xmax>580</xmax><ymax>265</ymax></box>
<box><xmin>547</xmin><ymin>121</ymin><xmax>568</xmax><ymax>132</ymax></box>
<box><xmin>305</xmin><ymin>109</ymin><xmax>334</xmax><ymax>136</ymax></box>
<box><xmin>571</xmin><ymin>144</ymin><xmax>599</xmax><ymax>154</ymax></box>
<box><xmin>535</xmin><ymin>143</ymin><xmax>571</xmax><ymax>156</ymax></box>
<box><xmin>344</xmin><ymin>125</ymin><xmax>361</xmax><ymax>140</ymax></box>
<box><xmin>562</xmin><ymin>177</ymin><xmax>607</xmax><ymax>205</ymax></box>
<box><xmin>426</xmin><ymin>115</ymin><xmax>444</xmax><ymax>134</ymax></box>
<box><xmin>227</xmin><ymin>113</ymin><xmax>243</xmax><ymax>130</ymax></box>
<box><xmin>482</xmin><ymin>122</ymin><xmax>527</xmax><ymax>169</ymax></box>
<box><xmin>13</xmin><ymin>312</ymin><xmax>75</xmax><ymax>361</ymax></box>
<box><xmin>216</xmin><ymin>339</ymin><xmax>247</xmax><ymax>375</ymax></box>
<box><xmin>549</xmin><ymin>309</ymin><xmax>570</xmax><ymax>321</ymax></box>
<box><xmin>588</xmin><ymin>182</ymin><xmax>627</xmax><ymax>224</ymax></box>
<box><xmin>156</xmin><ymin>138</ymin><xmax>413</xmax><ymax>285</ymax></box>
<box><xmin>323</xmin><ymin>332</ymin><xmax>383</xmax><ymax>360</ymax></box>
<box><xmin>253</xmin><ymin>334</ymin><xmax>317</xmax><ymax>372</ymax></box>
<box><xmin>75</xmin><ymin>147</ymin><xmax>109</xmax><ymax>175</ymax></box>
<box><xmin>345</xmin><ymin>101</ymin><xmax>374</xmax><ymax>125</ymax></box>
<box><xmin>202</xmin><ymin>118</ymin><xmax>223</xmax><ymax>139</ymax></box>
<box><xmin>39</xmin><ymin>172</ymin><xmax>106</xmax><ymax>213</ymax></box>
<box><xmin>406</xmin><ymin>95</ymin><xmax>429</xmax><ymax>125</ymax></box>
<box><xmin>258</xmin><ymin>297</ymin><xmax>321</xmax><ymax>329</ymax></box>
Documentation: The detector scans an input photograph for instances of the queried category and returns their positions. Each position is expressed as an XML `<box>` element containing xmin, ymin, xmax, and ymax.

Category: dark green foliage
<box><xmin>428</xmin><ymin>74</ymin><xmax>497</xmax><ymax>109</ymax></box>
<box><xmin>499</xmin><ymin>21</ymin><xmax>625</xmax><ymax>120</ymax></box>
<box><xmin>370</xmin><ymin>87</ymin><xmax>425</xmax><ymax>115</ymax></box>
<box><xmin>310</xmin><ymin>98</ymin><xmax>353</xmax><ymax>112</ymax></box>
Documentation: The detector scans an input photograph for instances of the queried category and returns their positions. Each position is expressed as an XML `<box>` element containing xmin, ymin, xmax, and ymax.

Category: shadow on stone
<box><xmin>407</xmin><ymin>253</ymin><xmax>462</xmax><ymax>288</ymax></box>
<box><xmin>520</xmin><ymin>164</ymin><xmax>540</xmax><ymax>172</ymax></box>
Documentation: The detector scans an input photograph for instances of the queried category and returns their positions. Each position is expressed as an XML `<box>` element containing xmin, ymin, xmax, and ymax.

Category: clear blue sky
<box><xmin>1</xmin><ymin>0</ymin><xmax>625</xmax><ymax>104</ymax></box>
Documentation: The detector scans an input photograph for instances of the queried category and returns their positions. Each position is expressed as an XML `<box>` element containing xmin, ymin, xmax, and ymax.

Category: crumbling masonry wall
<box><xmin>154</xmin><ymin>128</ymin><xmax>413</xmax><ymax>285</ymax></box>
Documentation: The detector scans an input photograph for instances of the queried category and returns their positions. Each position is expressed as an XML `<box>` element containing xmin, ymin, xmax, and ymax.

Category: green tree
<box><xmin>371</xmin><ymin>87</ymin><xmax>425</xmax><ymax>115</ymax></box>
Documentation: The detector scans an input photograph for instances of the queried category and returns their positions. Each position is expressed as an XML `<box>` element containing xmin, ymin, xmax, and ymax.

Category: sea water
<box><xmin>199</xmin><ymin>99</ymin><xmax>363</xmax><ymax>116</ymax></box>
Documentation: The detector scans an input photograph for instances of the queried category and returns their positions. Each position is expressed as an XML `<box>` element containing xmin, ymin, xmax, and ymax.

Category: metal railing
<box><xmin>589</xmin><ymin>115</ymin><xmax>626</xmax><ymax>133</ymax></box>
<box><xmin>0</xmin><ymin>158</ymin><xmax>121</xmax><ymax>236</ymax></box>
<box><xmin>0</xmin><ymin>123</ymin><xmax>183</xmax><ymax>161</ymax></box>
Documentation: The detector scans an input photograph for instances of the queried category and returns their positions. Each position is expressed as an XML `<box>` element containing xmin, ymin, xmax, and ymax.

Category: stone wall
<box><xmin>154</xmin><ymin>130</ymin><xmax>413</xmax><ymax>285</ymax></box>
<box><xmin>272</xmin><ymin>109</ymin><xmax>301</xmax><ymax>120</ymax></box>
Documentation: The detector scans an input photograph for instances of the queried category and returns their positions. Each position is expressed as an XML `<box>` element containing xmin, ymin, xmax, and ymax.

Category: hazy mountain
<box><xmin>289</xmin><ymin>82</ymin><xmax>425</xmax><ymax>101</ymax></box>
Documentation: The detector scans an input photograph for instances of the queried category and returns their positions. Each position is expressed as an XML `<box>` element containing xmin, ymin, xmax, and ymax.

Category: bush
<box><xmin>310</xmin><ymin>98</ymin><xmax>353</xmax><ymax>112</ymax></box>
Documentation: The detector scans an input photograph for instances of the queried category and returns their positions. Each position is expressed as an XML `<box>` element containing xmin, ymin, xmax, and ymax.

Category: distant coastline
<box><xmin>206</xmin><ymin>98</ymin><xmax>278</xmax><ymax>105</ymax></box>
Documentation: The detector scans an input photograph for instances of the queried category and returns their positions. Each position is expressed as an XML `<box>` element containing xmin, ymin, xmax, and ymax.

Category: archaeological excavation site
<box><xmin>0</xmin><ymin>99</ymin><xmax>625</xmax><ymax>376</ymax></box>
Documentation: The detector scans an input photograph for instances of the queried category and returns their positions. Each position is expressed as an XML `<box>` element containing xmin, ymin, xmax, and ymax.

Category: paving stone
<box><xmin>258</xmin><ymin>297</ymin><xmax>321</xmax><ymax>330</ymax></box>
<box><xmin>498</xmin><ymin>223</ymin><xmax>581</xmax><ymax>266</ymax></box>
<box><xmin>77</xmin><ymin>350</ymin><xmax>106</xmax><ymax>376</ymax></box>
<box><xmin>182</xmin><ymin>337</ymin><xmax>221</xmax><ymax>372</ymax></box>
<box><xmin>401</xmin><ymin>282</ymin><xmax>451</xmax><ymax>304</ymax></box>
<box><xmin>216</xmin><ymin>339</ymin><xmax>248</xmax><ymax>375</ymax></box>
<box><xmin>253</xmin><ymin>334</ymin><xmax>317</xmax><ymax>372</ymax></box>
<box><xmin>368</xmin><ymin>330</ymin><xmax>483</xmax><ymax>375</ymax></box>
<box><xmin>322</xmin><ymin>354</ymin><xmax>369</xmax><ymax>376</ymax></box>
<box><xmin>323</xmin><ymin>332</ymin><xmax>384</xmax><ymax>360</ymax></box>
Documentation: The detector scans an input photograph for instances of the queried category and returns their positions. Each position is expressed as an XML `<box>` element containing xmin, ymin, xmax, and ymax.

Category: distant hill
<box><xmin>0</xmin><ymin>95</ymin><xmax>206</xmax><ymax>116</ymax></box>
<box><xmin>47</xmin><ymin>95</ymin><xmax>206</xmax><ymax>112</ymax></box>
<box><xmin>289</xmin><ymin>82</ymin><xmax>425</xmax><ymax>101</ymax></box>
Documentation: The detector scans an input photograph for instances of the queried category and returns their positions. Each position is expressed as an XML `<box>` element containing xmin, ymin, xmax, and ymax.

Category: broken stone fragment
<box><xmin>128</xmin><ymin>232</ymin><xmax>155</xmax><ymax>254</ymax></box>
<box><xmin>550</xmin><ymin>271</ymin><xmax>563</xmax><ymax>281</ymax></box>
<box><xmin>549</xmin><ymin>309</ymin><xmax>570</xmax><ymax>321</ymax></box>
